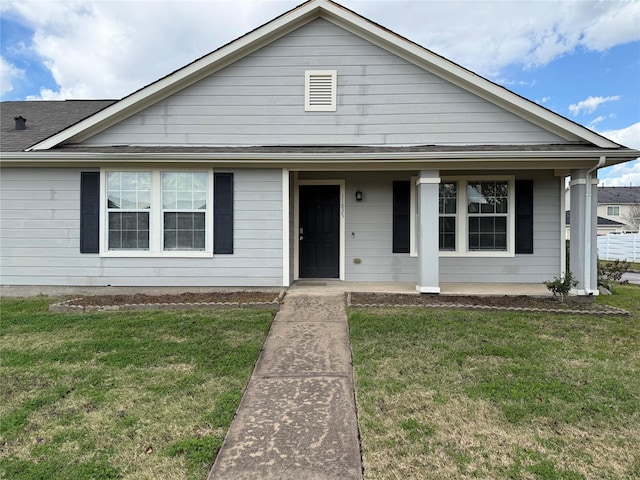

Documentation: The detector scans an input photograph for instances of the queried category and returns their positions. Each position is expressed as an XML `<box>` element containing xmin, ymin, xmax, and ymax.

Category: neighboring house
<box><xmin>597</xmin><ymin>187</ymin><xmax>640</xmax><ymax>232</ymax></box>
<box><xmin>565</xmin><ymin>211</ymin><xmax>628</xmax><ymax>239</ymax></box>
<box><xmin>1</xmin><ymin>0</ymin><xmax>638</xmax><ymax>295</ymax></box>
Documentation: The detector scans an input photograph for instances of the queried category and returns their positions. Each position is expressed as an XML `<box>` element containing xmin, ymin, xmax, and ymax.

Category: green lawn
<box><xmin>350</xmin><ymin>284</ymin><xmax>640</xmax><ymax>479</ymax></box>
<box><xmin>0</xmin><ymin>298</ymin><xmax>275</xmax><ymax>480</ymax></box>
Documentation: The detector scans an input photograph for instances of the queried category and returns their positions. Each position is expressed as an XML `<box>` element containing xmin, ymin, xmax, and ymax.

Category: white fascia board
<box><xmin>28</xmin><ymin>2</ymin><xmax>324</xmax><ymax>151</ymax></box>
<box><xmin>318</xmin><ymin>4</ymin><xmax>620</xmax><ymax>149</ymax></box>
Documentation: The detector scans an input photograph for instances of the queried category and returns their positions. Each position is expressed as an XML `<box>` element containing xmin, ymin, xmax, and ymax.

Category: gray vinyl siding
<box><xmin>0</xmin><ymin>167</ymin><xmax>284</xmax><ymax>287</ymax></box>
<box><xmin>83</xmin><ymin>18</ymin><xmax>565</xmax><ymax>147</ymax></box>
<box><xmin>300</xmin><ymin>170</ymin><xmax>561</xmax><ymax>284</ymax></box>
<box><xmin>300</xmin><ymin>171</ymin><xmax>418</xmax><ymax>282</ymax></box>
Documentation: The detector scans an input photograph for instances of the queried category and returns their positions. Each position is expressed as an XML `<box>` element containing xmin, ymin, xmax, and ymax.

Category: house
<box><xmin>597</xmin><ymin>186</ymin><xmax>640</xmax><ymax>233</ymax></box>
<box><xmin>1</xmin><ymin>0</ymin><xmax>638</xmax><ymax>296</ymax></box>
<box><xmin>565</xmin><ymin>211</ymin><xmax>628</xmax><ymax>239</ymax></box>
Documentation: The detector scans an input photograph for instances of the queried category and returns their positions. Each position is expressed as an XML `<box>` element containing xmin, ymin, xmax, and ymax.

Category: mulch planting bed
<box><xmin>348</xmin><ymin>292</ymin><xmax>630</xmax><ymax>315</ymax></box>
<box><xmin>48</xmin><ymin>290</ymin><xmax>629</xmax><ymax>315</ymax></box>
<box><xmin>49</xmin><ymin>291</ymin><xmax>283</xmax><ymax>312</ymax></box>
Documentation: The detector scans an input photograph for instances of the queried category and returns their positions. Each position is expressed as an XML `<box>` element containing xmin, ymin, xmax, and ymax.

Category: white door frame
<box><xmin>294</xmin><ymin>179</ymin><xmax>346</xmax><ymax>281</ymax></box>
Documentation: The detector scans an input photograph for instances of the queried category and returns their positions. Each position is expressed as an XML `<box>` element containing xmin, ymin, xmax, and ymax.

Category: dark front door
<box><xmin>299</xmin><ymin>185</ymin><xmax>340</xmax><ymax>278</ymax></box>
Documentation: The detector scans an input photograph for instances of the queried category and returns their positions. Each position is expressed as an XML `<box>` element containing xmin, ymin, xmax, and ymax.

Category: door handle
<box><xmin>300</xmin><ymin>235</ymin><xmax>304</xmax><ymax>241</ymax></box>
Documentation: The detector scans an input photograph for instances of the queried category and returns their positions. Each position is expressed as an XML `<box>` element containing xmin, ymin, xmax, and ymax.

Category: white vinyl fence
<box><xmin>597</xmin><ymin>233</ymin><xmax>640</xmax><ymax>262</ymax></box>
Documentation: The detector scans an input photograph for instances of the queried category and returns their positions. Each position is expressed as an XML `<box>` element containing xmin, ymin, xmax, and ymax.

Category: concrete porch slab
<box><xmin>289</xmin><ymin>281</ymin><xmax>551</xmax><ymax>297</ymax></box>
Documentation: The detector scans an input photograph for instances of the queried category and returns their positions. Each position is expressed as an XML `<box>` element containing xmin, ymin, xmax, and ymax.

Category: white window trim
<box><xmin>439</xmin><ymin>175</ymin><xmax>516</xmax><ymax>258</ymax></box>
<box><xmin>100</xmin><ymin>168</ymin><xmax>214</xmax><ymax>258</ymax></box>
<box><xmin>305</xmin><ymin>70</ymin><xmax>337</xmax><ymax>112</ymax></box>
<box><xmin>607</xmin><ymin>205</ymin><xmax>620</xmax><ymax>216</ymax></box>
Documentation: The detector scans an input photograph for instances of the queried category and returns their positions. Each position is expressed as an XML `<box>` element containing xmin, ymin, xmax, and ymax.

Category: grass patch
<box><xmin>0</xmin><ymin>298</ymin><xmax>275</xmax><ymax>480</ymax></box>
<box><xmin>350</xmin><ymin>284</ymin><xmax>640</xmax><ymax>479</ymax></box>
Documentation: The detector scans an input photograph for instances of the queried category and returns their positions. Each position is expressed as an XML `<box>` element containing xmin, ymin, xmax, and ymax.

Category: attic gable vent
<box><xmin>305</xmin><ymin>70</ymin><xmax>337</xmax><ymax>111</ymax></box>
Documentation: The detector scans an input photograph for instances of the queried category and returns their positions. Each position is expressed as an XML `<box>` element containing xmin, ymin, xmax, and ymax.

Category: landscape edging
<box><xmin>49</xmin><ymin>290</ymin><xmax>286</xmax><ymax>313</ymax></box>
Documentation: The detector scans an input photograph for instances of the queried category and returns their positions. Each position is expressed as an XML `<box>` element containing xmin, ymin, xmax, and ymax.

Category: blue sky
<box><xmin>1</xmin><ymin>0</ymin><xmax>638</xmax><ymax>183</ymax></box>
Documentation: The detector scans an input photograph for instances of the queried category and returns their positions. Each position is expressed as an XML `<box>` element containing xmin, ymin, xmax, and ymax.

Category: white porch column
<box><xmin>416</xmin><ymin>170</ymin><xmax>440</xmax><ymax>294</ymax></box>
<box><xmin>569</xmin><ymin>169</ymin><xmax>598</xmax><ymax>295</ymax></box>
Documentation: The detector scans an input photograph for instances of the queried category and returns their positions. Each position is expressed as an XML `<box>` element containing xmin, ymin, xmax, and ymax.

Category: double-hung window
<box><xmin>106</xmin><ymin>172</ymin><xmax>151</xmax><ymax>250</ymax></box>
<box><xmin>438</xmin><ymin>177</ymin><xmax>515</xmax><ymax>256</ymax></box>
<box><xmin>102</xmin><ymin>170</ymin><xmax>215</xmax><ymax>256</ymax></box>
<box><xmin>467</xmin><ymin>180</ymin><xmax>508</xmax><ymax>251</ymax></box>
<box><xmin>438</xmin><ymin>182</ymin><xmax>457</xmax><ymax>251</ymax></box>
<box><xmin>162</xmin><ymin>172</ymin><xmax>207</xmax><ymax>251</ymax></box>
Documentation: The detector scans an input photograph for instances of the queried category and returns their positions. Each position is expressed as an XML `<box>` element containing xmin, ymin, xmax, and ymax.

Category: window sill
<box><xmin>439</xmin><ymin>251</ymin><xmax>515</xmax><ymax>258</ymax></box>
<box><xmin>100</xmin><ymin>251</ymin><xmax>214</xmax><ymax>258</ymax></box>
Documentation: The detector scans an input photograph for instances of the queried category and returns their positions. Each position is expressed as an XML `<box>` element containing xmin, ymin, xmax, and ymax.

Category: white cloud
<box><xmin>598</xmin><ymin>122</ymin><xmax>640</xmax><ymax>186</ymax></box>
<box><xmin>599</xmin><ymin>160</ymin><xmax>640</xmax><ymax>187</ymax></box>
<box><xmin>2</xmin><ymin>0</ymin><xmax>639</xmax><ymax>100</ymax></box>
<box><xmin>568</xmin><ymin>95</ymin><xmax>621</xmax><ymax>116</ymax></box>
<box><xmin>0</xmin><ymin>56</ymin><xmax>24</xmax><ymax>96</ymax></box>
<box><xmin>2</xmin><ymin>0</ymin><xmax>293</xmax><ymax>99</ymax></box>
<box><xmin>600</xmin><ymin>122</ymin><xmax>640</xmax><ymax>150</ymax></box>
<box><xmin>589</xmin><ymin>114</ymin><xmax>616</xmax><ymax>129</ymax></box>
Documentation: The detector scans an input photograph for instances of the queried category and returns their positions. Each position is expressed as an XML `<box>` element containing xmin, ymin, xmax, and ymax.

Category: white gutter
<box><xmin>583</xmin><ymin>155</ymin><xmax>606</xmax><ymax>295</ymax></box>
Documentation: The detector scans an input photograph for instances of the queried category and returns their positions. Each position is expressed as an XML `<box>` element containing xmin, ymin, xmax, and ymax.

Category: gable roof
<box><xmin>1</xmin><ymin>100</ymin><xmax>116</xmax><ymax>152</ymax></box>
<box><xmin>598</xmin><ymin>186</ymin><xmax>640</xmax><ymax>205</ymax></box>
<box><xmin>25</xmin><ymin>0</ymin><xmax>629</xmax><ymax>153</ymax></box>
<box><xmin>565</xmin><ymin>211</ymin><xmax>628</xmax><ymax>227</ymax></box>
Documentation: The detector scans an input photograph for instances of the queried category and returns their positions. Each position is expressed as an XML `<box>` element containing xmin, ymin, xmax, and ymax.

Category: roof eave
<box><xmin>5</xmin><ymin>147</ymin><xmax>638</xmax><ymax>165</ymax></box>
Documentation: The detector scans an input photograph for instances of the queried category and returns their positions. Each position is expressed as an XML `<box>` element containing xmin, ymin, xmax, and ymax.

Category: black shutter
<box><xmin>80</xmin><ymin>172</ymin><xmax>100</xmax><ymax>254</ymax></box>
<box><xmin>392</xmin><ymin>181</ymin><xmax>410</xmax><ymax>253</ymax></box>
<box><xmin>515</xmin><ymin>180</ymin><xmax>534</xmax><ymax>254</ymax></box>
<box><xmin>214</xmin><ymin>173</ymin><xmax>234</xmax><ymax>254</ymax></box>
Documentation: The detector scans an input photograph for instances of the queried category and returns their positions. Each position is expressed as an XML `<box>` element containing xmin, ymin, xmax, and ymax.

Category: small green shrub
<box><xmin>598</xmin><ymin>259</ymin><xmax>630</xmax><ymax>290</ymax></box>
<box><xmin>544</xmin><ymin>271</ymin><xmax>578</xmax><ymax>303</ymax></box>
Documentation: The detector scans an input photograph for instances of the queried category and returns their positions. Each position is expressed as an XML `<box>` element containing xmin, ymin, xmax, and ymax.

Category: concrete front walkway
<box><xmin>207</xmin><ymin>288</ymin><xmax>363</xmax><ymax>479</ymax></box>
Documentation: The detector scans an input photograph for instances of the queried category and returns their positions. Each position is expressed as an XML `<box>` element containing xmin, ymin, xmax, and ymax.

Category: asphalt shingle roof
<box><xmin>565</xmin><ymin>211</ymin><xmax>627</xmax><ymax>226</ymax></box>
<box><xmin>1</xmin><ymin>100</ymin><xmax>116</xmax><ymax>152</ymax></box>
<box><xmin>598</xmin><ymin>186</ymin><xmax>640</xmax><ymax>205</ymax></box>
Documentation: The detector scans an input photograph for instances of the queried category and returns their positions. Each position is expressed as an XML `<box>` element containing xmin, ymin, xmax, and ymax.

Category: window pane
<box><xmin>163</xmin><ymin>172</ymin><xmax>177</xmax><ymax>190</ymax></box>
<box><xmin>177</xmin><ymin>213</ymin><xmax>194</xmax><ymax>230</ymax></box>
<box><xmin>177</xmin><ymin>173</ymin><xmax>192</xmax><ymax>191</ymax></box>
<box><xmin>439</xmin><ymin>217</ymin><xmax>456</xmax><ymax>250</ymax></box>
<box><xmin>107</xmin><ymin>172</ymin><xmax>151</xmax><ymax>210</ymax></box>
<box><xmin>439</xmin><ymin>182</ymin><xmax>457</xmax><ymax>214</ymax></box>
<box><xmin>480</xmin><ymin>202</ymin><xmax>495</xmax><ymax>214</ymax></box>
<box><xmin>193</xmin><ymin>174</ymin><xmax>207</xmax><ymax>192</ymax></box>
<box><xmin>108</xmin><ymin>212</ymin><xmax>149</xmax><ymax>250</ymax></box>
<box><xmin>162</xmin><ymin>172</ymin><xmax>208</xmax><ymax>211</ymax></box>
<box><xmin>163</xmin><ymin>212</ymin><xmax>205</xmax><ymax>251</ymax></box>
<box><xmin>468</xmin><ymin>181</ymin><xmax>508</xmax><ymax>215</ymax></box>
<box><xmin>194</xmin><ymin>192</ymin><xmax>207</xmax><ymax>210</ymax></box>
<box><xmin>467</xmin><ymin>183</ymin><xmax>483</xmax><ymax>213</ymax></box>
<box><xmin>468</xmin><ymin>215</ymin><xmax>507</xmax><ymax>251</ymax></box>
<box><xmin>496</xmin><ymin>197</ymin><xmax>508</xmax><ymax>214</ymax></box>
<box><xmin>163</xmin><ymin>191</ymin><xmax>177</xmax><ymax>210</ymax></box>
